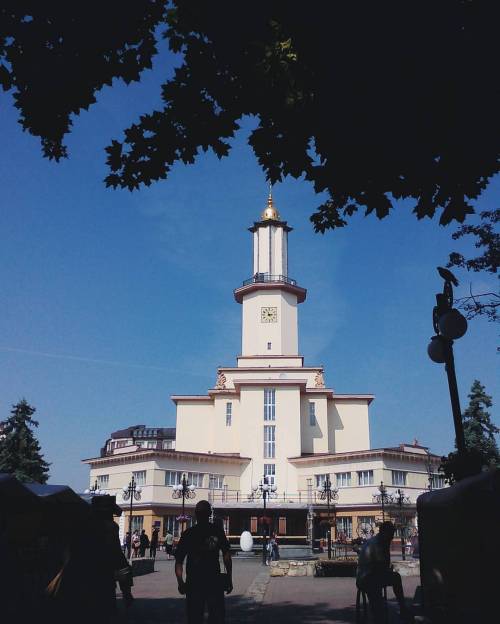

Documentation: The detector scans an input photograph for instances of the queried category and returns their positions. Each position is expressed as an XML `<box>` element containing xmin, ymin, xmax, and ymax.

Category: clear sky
<box><xmin>0</xmin><ymin>47</ymin><xmax>498</xmax><ymax>491</ymax></box>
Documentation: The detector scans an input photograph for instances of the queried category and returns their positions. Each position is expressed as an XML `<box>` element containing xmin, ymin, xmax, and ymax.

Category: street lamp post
<box><xmin>393</xmin><ymin>489</ymin><xmax>411</xmax><ymax>561</ymax></box>
<box><xmin>252</xmin><ymin>476</ymin><xmax>277</xmax><ymax>565</ymax></box>
<box><xmin>372</xmin><ymin>481</ymin><xmax>392</xmax><ymax>522</ymax></box>
<box><xmin>171</xmin><ymin>474</ymin><xmax>196</xmax><ymax>534</ymax></box>
<box><xmin>317</xmin><ymin>476</ymin><xmax>339</xmax><ymax>559</ymax></box>
<box><xmin>122</xmin><ymin>476</ymin><xmax>142</xmax><ymax>561</ymax></box>
<box><xmin>427</xmin><ymin>268</ymin><xmax>468</xmax><ymax>460</ymax></box>
<box><xmin>85</xmin><ymin>479</ymin><xmax>103</xmax><ymax>496</ymax></box>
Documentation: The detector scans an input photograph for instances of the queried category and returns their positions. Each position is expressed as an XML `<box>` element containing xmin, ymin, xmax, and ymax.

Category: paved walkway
<box><xmin>116</xmin><ymin>553</ymin><xmax>419</xmax><ymax>623</ymax></box>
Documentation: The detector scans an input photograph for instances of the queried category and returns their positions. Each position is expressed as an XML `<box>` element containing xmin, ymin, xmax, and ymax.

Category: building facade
<box><xmin>83</xmin><ymin>193</ymin><xmax>443</xmax><ymax>542</ymax></box>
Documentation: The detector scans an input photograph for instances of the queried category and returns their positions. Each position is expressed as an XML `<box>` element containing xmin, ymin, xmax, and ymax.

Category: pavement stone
<box><xmin>114</xmin><ymin>552</ymin><xmax>420</xmax><ymax>623</ymax></box>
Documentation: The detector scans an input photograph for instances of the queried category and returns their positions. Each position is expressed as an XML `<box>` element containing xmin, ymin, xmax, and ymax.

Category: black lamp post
<box><xmin>252</xmin><ymin>475</ymin><xmax>277</xmax><ymax>565</ymax></box>
<box><xmin>372</xmin><ymin>481</ymin><xmax>392</xmax><ymax>522</ymax></box>
<box><xmin>122</xmin><ymin>476</ymin><xmax>142</xmax><ymax>561</ymax></box>
<box><xmin>85</xmin><ymin>479</ymin><xmax>103</xmax><ymax>496</ymax></box>
<box><xmin>317</xmin><ymin>476</ymin><xmax>339</xmax><ymax>559</ymax></box>
<box><xmin>427</xmin><ymin>268</ymin><xmax>468</xmax><ymax>461</ymax></box>
<box><xmin>393</xmin><ymin>489</ymin><xmax>411</xmax><ymax>561</ymax></box>
<box><xmin>172</xmin><ymin>474</ymin><xmax>196</xmax><ymax>534</ymax></box>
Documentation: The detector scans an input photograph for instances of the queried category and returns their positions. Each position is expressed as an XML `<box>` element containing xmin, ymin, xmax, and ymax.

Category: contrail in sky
<box><xmin>0</xmin><ymin>346</ymin><xmax>207</xmax><ymax>376</ymax></box>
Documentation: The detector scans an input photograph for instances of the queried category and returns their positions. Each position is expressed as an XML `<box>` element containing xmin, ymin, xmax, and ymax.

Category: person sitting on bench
<box><xmin>356</xmin><ymin>521</ymin><xmax>412</xmax><ymax>623</ymax></box>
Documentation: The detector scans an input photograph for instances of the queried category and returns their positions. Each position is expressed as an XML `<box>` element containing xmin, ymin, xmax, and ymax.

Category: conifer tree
<box><xmin>0</xmin><ymin>399</ymin><xmax>50</xmax><ymax>483</ymax></box>
<box><xmin>441</xmin><ymin>380</ymin><xmax>499</xmax><ymax>483</ymax></box>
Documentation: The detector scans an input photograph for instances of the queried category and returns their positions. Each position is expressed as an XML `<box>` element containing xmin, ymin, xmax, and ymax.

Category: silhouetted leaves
<box><xmin>1</xmin><ymin>2</ymin><xmax>499</xmax><ymax>230</ymax></box>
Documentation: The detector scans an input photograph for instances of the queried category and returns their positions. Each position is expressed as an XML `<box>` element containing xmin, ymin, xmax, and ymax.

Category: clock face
<box><xmin>261</xmin><ymin>306</ymin><xmax>278</xmax><ymax>323</ymax></box>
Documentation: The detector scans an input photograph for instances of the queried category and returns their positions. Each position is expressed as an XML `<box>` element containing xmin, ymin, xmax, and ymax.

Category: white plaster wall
<box><xmin>175</xmin><ymin>401</ymin><xmax>214</xmax><ymax>453</ymax></box>
<box><xmin>236</xmin><ymin>356</ymin><xmax>303</xmax><ymax>368</ymax></box>
<box><xmin>241</xmin><ymin>290</ymin><xmax>298</xmax><ymax>356</ymax></box>
<box><xmin>212</xmin><ymin>395</ymin><xmax>240</xmax><ymax>454</ymax></box>
<box><xmin>300</xmin><ymin>395</ymin><xmax>329</xmax><ymax>454</ymax></box>
<box><xmin>329</xmin><ymin>400</ymin><xmax>370</xmax><ymax>453</ymax></box>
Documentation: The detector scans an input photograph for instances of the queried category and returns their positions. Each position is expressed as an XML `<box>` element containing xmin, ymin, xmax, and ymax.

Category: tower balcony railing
<box><xmin>242</xmin><ymin>273</ymin><xmax>297</xmax><ymax>287</ymax></box>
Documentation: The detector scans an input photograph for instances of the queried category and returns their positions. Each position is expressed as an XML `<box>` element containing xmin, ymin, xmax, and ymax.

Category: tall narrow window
<box><xmin>132</xmin><ymin>470</ymin><xmax>146</xmax><ymax>486</ymax></box>
<box><xmin>264</xmin><ymin>463</ymin><xmax>276</xmax><ymax>485</ymax></box>
<box><xmin>391</xmin><ymin>470</ymin><xmax>407</xmax><ymax>486</ymax></box>
<box><xmin>96</xmin><ymin>474</ymin><xmax>109</xmax><ymax>489</ymax></box>
<box><xmin>267</xmin><ymin>342</ymin><xmax>272</xmax><ymax>350</ymax></box>
<box><xmin>226</xmin><ymin>402</ymin><xmax>232</xmax><ymax>427</ymax></box>
<box><xmin>264</xmin><ymin>425</ymin><xmax>276</xmax><ymax>458</ymax></box>
<box><xmin>264</xmin><ymin>388</ymin><xmax>276</xmax><ymax>421</ymax></box>
<box><xmin>309</xmin><ymin>402</ymin><xmax>316</xmax><ymax>426</ymax></box>
<box><xmin>357</xmin><ymin>470</ymin><xmax>374</xmax><ymax>486</ymax></box>
<box><xmin>336</xmin><ymin>472</ymin><xmax>352</xmax><ymax>488</ymax></box>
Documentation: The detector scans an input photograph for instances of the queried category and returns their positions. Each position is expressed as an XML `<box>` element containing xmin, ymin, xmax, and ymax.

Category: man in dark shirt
<box><xmin>175</xmin><ymin>500</ymin><xmax>233</xmax><ymax>624</ymax></box>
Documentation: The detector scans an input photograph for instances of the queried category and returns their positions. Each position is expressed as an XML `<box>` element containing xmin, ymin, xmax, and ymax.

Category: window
<box><xmin>132</xmin><ymin>470</ymin><xmax>146</xmax><ymax>486</ymax></box>
<box><xmin>136</xmin><ymin>441</ymin><xmax>144</xmax><ymax>448</ymax></box>
<box><xmin>96</xmin><ymin>474</ymin><xmax>109</xmax><ymax>489</ymax></box>
<box><xmin>357</xmin><ymin>470</ymin><xmax>374</xmax><ymax>486</ymax></box>
<box><xmin>209</xmin><ymin>474</ymin><xmax>224</xmax><ymax>489</ymax></box>
<box><xmin>165</xmin><ymin>470</ymin><xmax>183</xmax><ymax>486</ymax></box>
<box><xmin>264</xmin><ymin>388</ymin><xmax>276</xmax><ymax>421</ymax></box>
<box><xmin>116</xmin><ymin>440</ymin><xmax>128</xmax><ymax>448</ymax></box>
<box><xmin>187</xmin><ymin>472</ymin><xmax>205</xmax><ymax>487</ymax></box>
<box><xmin>131</xmin><ymin>515</ymin><xmax>144</xmax><ymax>533</ymax></box>
<box><xmin>430</xmin><ymin>473</ymin><xmax>445</xmax><ymax>489</ymax></box>
<box><xmin>264</xmin><ymin>464</ymin><xmax>276</xmax><ymax>485</ymax></box>
<box><xmin>336</xmin><ymin>516</ymin><xmax>353</xmax><ymax>538</ymax></box>
<box><xmin>309</xmin><ymin>402</ymin><xmax>316</xmax><ymax>426</ymax></box>
<box><xmin>163</xmin><ymin>440</ymin><xmax>173</xmax><ymax>450</ymax></box>
<box><xmin>315</xmin><ymin>474</ymin><xmax>329</xmax><ymax>488</ymax></box>
<box><xmin>336</xmin><ymin>472</ymin><xmax>352</xmax><ymax>488</ymax></box>
<box><xmin>391</xmin><ymin>470</ymin><xmax>407</xmax><ymax>486</ymax></box>
<box><xmin>146</xmin><ymin>440</ymin><xmax>157</xmax><ymax>449</ymax></box>
<box><xmin>226</xmin><ymin>402</ymin><xmax>232</xmax><ymax>427</ymax></box>
<box><xmin>163</xmin><ymin>514</ymin><xmax>192</xmax><ymax>538</ymax></box>
<box><xmin>267</xmin><ymin>342</ymin><xmax>272</xmax><ymax>350</ymax></box>
<box><xmin>264</xmin><ymin>425</ymin><xmax>276</xmax><ymax>458</ymax></box>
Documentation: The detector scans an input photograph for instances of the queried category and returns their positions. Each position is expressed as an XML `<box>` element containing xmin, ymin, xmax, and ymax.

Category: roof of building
<box><xmin>82</xmin><ymin>448</ymin><xmax>251</xmax><ymax>466</ymax></box>
<box><xmin>288</xmin><ymin>445</ymin><xmax>441</xmax><ymax>464</ymax></box>
<box><xmin>110</xmin><ymin>425</ymin><xmax>176</xmax><ymax>440</ymax></box>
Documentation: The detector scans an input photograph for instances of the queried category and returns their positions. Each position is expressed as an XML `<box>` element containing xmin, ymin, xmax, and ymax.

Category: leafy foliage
<box><xmin>440</xmin><ymin>380</ymin><xmax>499</xmax><ymax>483</ymax></box>
<box><xmin>0</xmin><ymin>399</ymin><xmax>50</xmax><ymax>483</ymax></box>
<box><xmin>448</xmin><ymin>210</ymin><xmax>499</xmax><ymax>322</ymax></box>
<box><xmin>1</xmin><ymin>2</ymin><xmax>499</xmax><ymax>230</ymax></box>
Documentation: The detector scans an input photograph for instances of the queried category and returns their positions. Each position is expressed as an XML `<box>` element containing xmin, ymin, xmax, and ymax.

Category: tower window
<box><xmin>264</xmin><ymin>425</ymin><xmax>276</xmax><ymax>458</ymax></box>
<box><xmin>226</xmin><ymin>402</ymin><xmax>232</xmax><ymax>427</ymax></box>
<box><xmin>309</xmin><ymin>402</ymin><xmax>316</xmax><ymax>426</ymax></box>
<box><xmin>264</xmin><ymin>388</ymin><xmax>276</xmax><ymax>421</ymax></box>
<box><xmin>264</xmin><ymin>464</ymin><xmax>276</xmax><ymax>485</ymax></box>
<box><xmin>267</xmin><ymin>342</ymin><xmax>272</xmax><ymax>350</ymax></box>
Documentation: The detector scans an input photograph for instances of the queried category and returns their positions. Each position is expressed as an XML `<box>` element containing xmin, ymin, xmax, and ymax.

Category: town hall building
<box><xmin>83</xmin><ymin>193</ymin><xmax>443</xmax><ymax>544</ymax></box>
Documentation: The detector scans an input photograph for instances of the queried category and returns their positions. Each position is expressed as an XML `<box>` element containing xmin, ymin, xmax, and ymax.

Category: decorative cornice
<box><xmin>82</xmin><ymin>449</ymin><xmax>251</xmax><ymax>467</ymax></box>
<box><xmin>233</xmin><ymin>281</ymin><xmax>307</xmax><ymax>304</ymax></box>
<box><xmin>288</xmin><ymin>447</ymin><xmax>441</xmax><ymax>465</ymax></box>
<box><xmin>171</xmin><ymin>395</ymin><xmax>212</xmax><ymax>403</ymax></box>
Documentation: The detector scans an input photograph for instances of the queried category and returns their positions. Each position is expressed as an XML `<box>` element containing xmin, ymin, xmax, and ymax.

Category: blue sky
<box><xmin>0</xmin><ymin>48</ymin><xmax>498</xmax><ymax>491</ymax></box>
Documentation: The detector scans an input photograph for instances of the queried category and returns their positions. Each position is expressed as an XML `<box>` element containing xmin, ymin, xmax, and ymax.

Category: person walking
<box><xmin>175</xmin><ymin>500</ymin><xmax>233</xmax><ymax>624</ymax></box>
<box><xmin>131</xmin><ymin>530</ymin><xmax>140</xmax><ymax>558</ymax></box>
<box><xmin>150</xmin><ymin>527</ymin><xmax>159</xmax><ymax>559</ymax></box>
<box><xmin>165</xmin><ymin>530</ymin><xmax>174</xmax><ymax>560</ymax></box>
<box><xmin>139</xmin><ymin>529</ymin><xmax>149</xmax><ymax>558</ymax></box>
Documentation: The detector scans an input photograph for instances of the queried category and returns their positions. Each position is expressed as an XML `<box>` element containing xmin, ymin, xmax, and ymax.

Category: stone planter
<box><xmin>269</xmin><ymin>560</ymin><xmax>316</xmax><ymax>577</ymax></box>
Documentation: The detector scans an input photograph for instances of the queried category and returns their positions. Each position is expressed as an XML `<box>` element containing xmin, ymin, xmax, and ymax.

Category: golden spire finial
<box><xmin>261</xmin><ymin>183</ymin><xmax>280</xmax><ymax>220</ymax></box>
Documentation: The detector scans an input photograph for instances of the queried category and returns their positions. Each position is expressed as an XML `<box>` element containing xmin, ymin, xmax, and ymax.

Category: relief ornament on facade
<box><xmin>215</xmin><ymin>371</ymin><xmax>227</xmax><ymax>389</ymax></box>
<box><xmin>314</xmin><ymin>371</ymin><xmax>325</xmax><ymax>388</ymax></box>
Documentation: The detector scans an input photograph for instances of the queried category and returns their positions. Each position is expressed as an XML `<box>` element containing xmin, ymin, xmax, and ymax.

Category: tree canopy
<box><xmin>440</xmin><ymin>380</ymin><xmax>499</xmax><ymax>483</ymax></box>
<box><xmin>1</xmin><ymin>2</ymin><xmax>499</xmax><ymax>230</ymax></box>
<box><xmin>0</xmin><ymin>399</ymin><xmax>50</xmax><ymax>483</ymax></box>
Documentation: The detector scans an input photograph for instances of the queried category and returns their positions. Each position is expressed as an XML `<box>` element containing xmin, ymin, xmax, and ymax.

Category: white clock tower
<box><xmin>234</xmin><ymin>191</ymin><xmax>307</xmax><ymax>361</ymax></box>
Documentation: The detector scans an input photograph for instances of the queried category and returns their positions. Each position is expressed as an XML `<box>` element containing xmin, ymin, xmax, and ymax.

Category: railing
<box><xmin>242</xmin><ymin>273</ymin><xmax>297</xmax><ymax>287</ymax></box>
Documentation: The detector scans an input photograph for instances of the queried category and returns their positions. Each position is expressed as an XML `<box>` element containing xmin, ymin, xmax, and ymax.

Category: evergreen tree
<box><xmin>441</xmin><ymin>380</ymin><xmax>499</xmax><ymax>483</ymax></box>
<box><xmin>0</xmin><ymin>399</ymin><xmax>50</xmax><ymax>483</ymax></box>
<box><xmin>463</xmin><ymin>380</ymin><xmax>499</xmax><ymax>463</ymax></box>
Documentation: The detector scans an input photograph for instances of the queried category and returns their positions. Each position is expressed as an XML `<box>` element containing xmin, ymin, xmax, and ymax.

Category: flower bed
<box><xmin>315</xmin><ymin>559</ymin><xmax>357</xmax><ymax>577</ymax></box>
